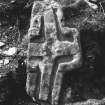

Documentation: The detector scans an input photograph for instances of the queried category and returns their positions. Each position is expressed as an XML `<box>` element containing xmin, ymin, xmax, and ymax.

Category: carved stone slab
<box><xmin>26</xmin><ymin>0</ymin><xmax>81</xmax><ymax>105</ymax></box>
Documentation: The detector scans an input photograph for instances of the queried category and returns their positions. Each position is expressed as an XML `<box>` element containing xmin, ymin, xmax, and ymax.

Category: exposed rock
<box><xmin>3</xmin><ymin>47</ymin><xmax>17</xmax><ymax>56</ymax></box>
<box><xmin>0</xmin><ymin>42</ymin><xmax>5</xmax><ymax>47</ymax></box>
<box><xmin>0</xmin><ymin>0</ymin><xmax>105</xmax><ymax>105</ymax></box>
<box><xmin>0</xmin><ymin>60</ymin><xmax>3</xmax><ymax>67</ymax></box>
<box><xmin>3</xmin><ymin>59</ymin><xmax>9</xmax><ymax>65</ymax></box>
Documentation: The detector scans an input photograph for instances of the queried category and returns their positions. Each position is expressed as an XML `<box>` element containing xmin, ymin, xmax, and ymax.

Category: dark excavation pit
<box><xmin>59</xmin><ymin>28</ymin><xmax>105</xmax><ymax>104</ymax></box>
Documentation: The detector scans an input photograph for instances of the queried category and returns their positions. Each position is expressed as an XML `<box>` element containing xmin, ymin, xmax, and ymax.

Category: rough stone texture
<box><xmin>0</xmin><ymin>0</ymin><xmax>105</xmax><ymax>105</ymax></box>
<box><xmin>26</xmin><ymin>0</ymin><xmax>81</xmax><ymax>105</ymax></box>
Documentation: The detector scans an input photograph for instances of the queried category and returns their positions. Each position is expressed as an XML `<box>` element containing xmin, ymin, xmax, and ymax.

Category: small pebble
<box><xmin>11</xmin><ymin>0</ymin><xmax>15</xmax><ymax>3</ymax></box>
<box><xmin>3</xmin><ymin>59</ymin><xmax>9</xmax><ymax>65</ymax></box>
<box><xmin>0</xmin><ymin>75</ymin><xmax>2</xmax><ymax>78</ymax></box>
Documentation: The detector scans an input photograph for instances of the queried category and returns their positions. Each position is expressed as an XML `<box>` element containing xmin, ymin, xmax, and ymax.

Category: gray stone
<box><xmin>26</xmin><ymin>1</ymin><xmax>82</xmax><ymax>105</ymax></box>
<box><xmin>0</xmin><ymin>42</ymin><xmax>5</xmax><ymax>47</ymax></box>
<box><xmin>3</xmin><ymin>47</ymin><xmax>17</xmax><ymax>56</ymax></box>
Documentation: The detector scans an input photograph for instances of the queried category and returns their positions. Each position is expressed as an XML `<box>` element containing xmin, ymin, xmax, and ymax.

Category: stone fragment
<box><xmin>84</xmin><ymin>0</ymin><xmax>98</xmax><ymax>9</ymax></box>
<box><xmin>0</xmin><ymin>42</ymin><xmax>5</xmax><ymax>47</ymax></box>
<box><xmin>3</xmin><ymin>47</ymin><xmax>17</xmax><ymax>56</ymax></box>
<box><xmin>0</xmin><ymin>59</ymin><xmax>9</xmax><ymax>67</ymax></box>
<box><xmin>3</xmin><ymin>59</ymin><xmax>9</xmax><ymax>65</ymax></box>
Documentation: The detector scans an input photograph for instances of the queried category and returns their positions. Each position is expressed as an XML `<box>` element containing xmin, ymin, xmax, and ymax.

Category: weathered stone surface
<box><xmin>3</xmin><ymin>47</ymin><xmax>17</xmax><ymax>56</ymax></box>
<box><xmin>0</xmin><ymin>0</ymin><xmax>105</xmax><ymax>105</ymax></box>
<box><xmin>26</xmin><ymin>0</ymin><xmax>81</xmax><ymax>105</ymax></box>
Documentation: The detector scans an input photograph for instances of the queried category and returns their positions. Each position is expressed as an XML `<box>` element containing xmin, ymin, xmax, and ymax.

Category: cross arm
<box><xmin>58</xmin><ymin>52</ymin><xmax>81</xmax><ymax>72</ymax></box>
